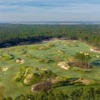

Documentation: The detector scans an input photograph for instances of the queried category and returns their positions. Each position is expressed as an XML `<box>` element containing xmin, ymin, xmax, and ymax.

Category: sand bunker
<box><xmin>16</xmin><ymin>59</ymin><xmax>25</xmax><ymax>64</ymax></box>
<box><xmin>39</xmin><ymin>68</ymin><xmax>47</xmax><ymax>71</ymax></box>
<box><xmin>90</xmin><ymin>49</ymin><xmax>100</xmax><ymax>53</ymax></box>
<box><xmin>57</xmin><ymin>62</ymin><xmax>70</xmax><ymax>70</ymax></box>
<box><xmin>2</xmin><ymin>67</ymin><xmax>9</xmax><ymax>72</ymax></box>
<box><xmin>74</xmin><ymin>78</ymin><xmax>96</xmax><ymax>85</ymax></box>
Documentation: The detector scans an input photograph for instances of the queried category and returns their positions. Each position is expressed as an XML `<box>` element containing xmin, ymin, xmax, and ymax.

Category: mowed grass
<box><xmin>0</xmin><ymin>39</ymin><xmax>100</xmax><ymax>98</ymax></box>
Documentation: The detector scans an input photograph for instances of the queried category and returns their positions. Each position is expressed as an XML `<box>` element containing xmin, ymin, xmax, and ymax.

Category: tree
<box><xmin>75</xmin><ymin>52</ymin><xmax>92</xmax><ymax>69</ymax></box>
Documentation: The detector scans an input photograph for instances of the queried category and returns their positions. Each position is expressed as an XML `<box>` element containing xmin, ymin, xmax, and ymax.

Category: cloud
<box><xmin>0</xmin><ymin>0</ymin><xmax>100</xmax><ymax>21</ymax></box>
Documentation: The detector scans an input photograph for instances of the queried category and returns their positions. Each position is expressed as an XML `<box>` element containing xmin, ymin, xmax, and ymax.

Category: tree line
<box><xmin>0</xmin><ymin>24</ymin><xmax>100</xmax><ymax>48</ymax></box>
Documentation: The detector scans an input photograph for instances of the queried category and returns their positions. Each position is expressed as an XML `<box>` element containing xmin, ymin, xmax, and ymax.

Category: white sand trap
<box><xmin>73</xmin><ymin>40</ymin><xmax>76</xmax><ymax>42</ymax></box>
<box><xmin>96</xmin><ymin>55</ymin><xmax>99</xmax><ymax>58</ymax></box>
<box><xmin>2</xmin><ymin>67</ymin><xmax>9</xmax><ymax>71</ymax></box>
<box><xmin>90</xmin><ymin>49</ymin><xmax>100</xmax><ymax>53</ymax></box>
<box><xmin>57</xmin><ymin>62</ymin><xmax>70</xmax><ymax>70</ymax></box>
<box><xmin>60</xmin><ymin>65</ymin><xmax>69</xmax><ymax>70</ymax></box>
<box><xmin>39</xmin><ymin>68</ymin><xmax>47</xmax><ymax>71</ymax></box>
<box><xmin>16</xmin><ymin>59</ymin><xmax>25</xmax><ymax>64</ymax></box>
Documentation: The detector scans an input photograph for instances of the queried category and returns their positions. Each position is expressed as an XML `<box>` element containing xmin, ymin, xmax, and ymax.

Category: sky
<box><xmin>0</xmin><ymin>0</ymin><xmax>100</xmax><ymax>22</ymax></box>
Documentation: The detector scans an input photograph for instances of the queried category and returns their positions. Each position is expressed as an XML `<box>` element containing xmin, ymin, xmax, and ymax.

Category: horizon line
<box><xmin>1</xmin><ymin>21</ymin><xmax>100</xmax><ymax>25</ymax></box>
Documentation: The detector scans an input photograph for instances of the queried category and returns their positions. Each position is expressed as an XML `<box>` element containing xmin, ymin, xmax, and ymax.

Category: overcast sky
<box><xmin>0</xmin><ymin>0</ymin><xmax>100</xmax><ymax>22</ymax></box>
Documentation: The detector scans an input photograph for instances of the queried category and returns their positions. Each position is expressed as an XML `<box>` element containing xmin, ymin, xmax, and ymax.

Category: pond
<box><xmin>91</xmin><ymin>60</ymin><xmax>100</xmax><ymax>66</ymax></box>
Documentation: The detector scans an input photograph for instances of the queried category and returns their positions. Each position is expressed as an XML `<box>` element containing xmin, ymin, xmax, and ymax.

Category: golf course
<box><xmin>0</xmin><ymin>39</ymin><xmax>100</xmax><ymax>99</ymax></box>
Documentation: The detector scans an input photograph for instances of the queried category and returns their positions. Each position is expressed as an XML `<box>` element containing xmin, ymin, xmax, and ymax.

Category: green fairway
<box><xmin>0</xmin><ymin>39</ymin><xmax>100</xmax><ymax>99</ymax></box>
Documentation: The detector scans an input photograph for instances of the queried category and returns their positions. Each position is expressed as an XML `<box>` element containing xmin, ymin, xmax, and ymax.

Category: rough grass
<box><xmin>0</xmin><ymin>39</ymin><xmax>100</xmax><ymax>98</ymax></box>
<box><xmin>0</xmin><ymin>87</ymin><xmax>4</xmax><ymax>100</ymax></box>
<box><xmin>53</xmin><ymin>85</ymin><xmax>100</xmax><ymax>96</ymax></box>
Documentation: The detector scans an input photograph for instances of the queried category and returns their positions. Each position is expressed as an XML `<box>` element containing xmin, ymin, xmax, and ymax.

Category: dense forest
<box><xmin>0</xmin><ymin>24</ymin><xmax>100</xmax><ymax>48</ymax></box>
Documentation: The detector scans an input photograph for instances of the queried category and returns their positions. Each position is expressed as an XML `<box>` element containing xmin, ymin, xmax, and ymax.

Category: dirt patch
<box><xmin>31</xmin><ymin>77</ymin><xmax>59</xmax><ymax>92</ymax></box>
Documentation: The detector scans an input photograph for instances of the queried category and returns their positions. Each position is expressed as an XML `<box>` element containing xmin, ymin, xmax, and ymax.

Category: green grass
<box><xmin>53</xmin><ymin>85</ymin><xmax>100</xmax><ymax>95</ymax></box>
<box><xmin>0</xmin><ymin>39</ymin><xmax>100</xmax><ymax>99</ymax></box>
<box><xmin>0</xmin><ymin>86</ymin><xmax>4</xmax><ymax>100</ymax></box>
